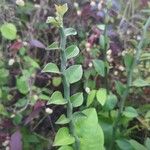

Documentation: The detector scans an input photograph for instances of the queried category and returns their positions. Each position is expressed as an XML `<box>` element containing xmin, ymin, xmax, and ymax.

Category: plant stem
<box><xmin>59</xmin><ymin>27</ymin><xmax>80</xmax><ymax>150</ymax></box>
<box><xmin>110</xmin><ymin>17</ymin><xmax>150</xmax><ymax>149</ymax></box>
<box><xmin>103</xmin><ymin>24</ymin><xmax>109</xmax><ymax>94</ymax></box>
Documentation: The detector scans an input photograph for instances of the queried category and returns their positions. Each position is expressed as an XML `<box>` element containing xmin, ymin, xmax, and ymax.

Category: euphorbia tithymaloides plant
<box><xmin>42</xmin><ymin>4</ymin><xmax>104</xmax><ymax>150</ymax></box>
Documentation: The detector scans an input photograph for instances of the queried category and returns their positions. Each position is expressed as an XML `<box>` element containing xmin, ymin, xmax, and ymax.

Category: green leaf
<box><xmin>70</xmin><ymin>92</ymin><xmax>83</xmax><ymax>107</ymax></box>
<box><xmin>13</xmin><ymin>114</ymin><xmax>22</xmax><ymax>125</ymax></box>
<box><xmin>15</xmin><ymin>98</ymin><xmax>27</xmax><ymax>108</ymax></box>
<box><xmin>39</xmin><ymin>94</ymin><xmax>49</xmax><ymax>101</ymax></box>
<box><xmin>140</xmin><ymin>52</ymin><xmax>150</xmax><ymax>61</ymax></box>
<box><xmin>93</xmin><ymin>59</ymin><xmax>105</xmax><ymax>77</ymax></box>
<box><xmin>123</xmin><ymin>53</ymin><xmax>134</xmax><ymax>72</ymax></box>
<box><xmin>145</xmin><ymin>138</ymin><xmax>150</xmax><ymax>149</ymax></box>
<box><xmin>66</xmin><ymin>45</ymin><xmax>79</xmax><ymax>59</ymax></box>
<box><xmin>130</xmin><ymin>139</ymin><xmax>147</xmax><ymax>150</ymax></box>
<box><xmin>115</xmin><ymin>81</ymin><xmax>126</xmax><ymax>96</ymax></box>
<box><xmin>53</xmin><ymin>127</ymin><xmax>75</xmax><ymax>146</ymax></box>
<box><xmin>47</xmin><ymin>91</ymin><xmax>67</xmax><ymax>105</ymax></box>
<box><xmin>52</xmin><ymin>77</ymin><xmax>62</xmax><ymax>87</ymax></box>
<box><xmin>132</xmin><ymin>78</ymin><xmax>150</xmax><ymax>87</ymax></box>
<box><xmin>73</xmin><ymin>112</ymin><xmax>87</xmax><ymax>119</ymax></box>
<box><xmin>58</xmin><ymin>146</ymin><xmax>73</xmax><ymax>150</ymax></box>
<box><xmin>123</xmin><ymin>107</ymin><xmax>138</xmax><ymax>118</ymax></box>
<box><xmin>42</xmin><ymin>63</ymin><xmax>60</xmax><ymax>74</ymax></box>
<box><xmin>0</xmin><ymin>23</ymin><xmax>17</xmax><ymax>40</ymax></box>
<box><xmin>145</xmin><ymin>111</ymin><xmax>150</xmax><ymax>119</ymax></box>
<box><xmin>24</xmin><ymin>56</ymin><xmax>40</xmax><ymax>68</ymax></box>
<box><xmin>55</xmin><ymin>114</ymin><xmax>70</xmax><ymax>125</ymax></box>
<box><xmin>0</xmin><ymin>68</ymin><xmax>9</xmax><ymax>85</ymax></box>
<box><xmin>97</xmin><ymin>24</ymin><xmax>105</xmax><ymax>30</ymax></box>
<box><xmin>116</xmin><ymin>139</ymin><xmax>133</xmax><ymax>150</ymax></box>
<box><xmin>96</xmin><ymin>88</ymin><xmax>107</xmax><ymax>106</ymax></box>
<box><xmin>65</xmin><ymin>65</ymin><xmax>83</xmax><ymax>84</ymax></box>
<box><xmin>0</xmin><ymin>104</ymin><xmax>7</xmax><ymax>116</ymax></box>
<box><xmin>46</xmin><ymin>17</ymin><xmax>59</xmax><ymax>27</ymax></box>
<box><xmin>103</xmin><ymin>93</ymin><xmax>117</xmax><ymax>111</ymax></box>
<box><xmin>64</xmin><ymin>28</ymin><xmax>77</xmax><ymax>36</ymax></box>
<box><xmin>17</xmin><ymin>76</ymin><xmax>29</xmax><ymax>94</ymax></box>
<box><xmin>99</xmin><ymin>35</ymin><xmax>105</xmax><ymax>50</ymax></box>
<box><xmin>47</xmin><ymin>42</ymin><xmax>59</xmax><ymax>50</ymax></box>
<box><xmin>55</xmin><ymin>3</ymin><xmax>68</xmax><ymax>17</ymax></box>
<box><xmin>86</xmin><ymin>90</ymin><xmax>96</xmax><ymax>107</ymax></box>
<box><xmin>74</xmin><ymin>108</ymin><xmax>104</xmax><ymax>150</ymax></box>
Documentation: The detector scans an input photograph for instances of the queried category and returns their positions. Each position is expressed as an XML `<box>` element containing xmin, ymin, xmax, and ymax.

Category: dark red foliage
<box><xmin>140</xmin><ymin>0</ymin><xmax>148</xmax><ymax>7</ymax></box>
<box><xmin>9</xmin><ymin>41</ymin><xmax>23</xmax><ymax>54</ymax></box>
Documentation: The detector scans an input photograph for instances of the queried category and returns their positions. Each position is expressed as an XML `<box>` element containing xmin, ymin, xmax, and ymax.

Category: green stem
<box><xmin>110</xmin><ymin>17</ymin><xmax>150</xmax><ymax>149</ymax></box>
<box><xmin>103</xmin><ymin>24</ymin><xmax>109</xmax><ymax>94</ymax></box>
<box><xmin>59</xmin><ymin>27</ymin><xmax>80</xmax><ymax>150</ymax></box>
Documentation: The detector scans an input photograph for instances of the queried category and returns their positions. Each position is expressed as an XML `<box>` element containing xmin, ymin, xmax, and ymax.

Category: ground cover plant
<box><xmin>0</xmin><ymin>0</ymin><xmax>150</xmax><ymax>150</ymax></box>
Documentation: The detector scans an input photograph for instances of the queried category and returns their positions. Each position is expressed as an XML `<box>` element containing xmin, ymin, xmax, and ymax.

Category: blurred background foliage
<box><xmin>0</xmin><ymin>0</ymin><xmax>150</xmax><ymax>150</ymax></box>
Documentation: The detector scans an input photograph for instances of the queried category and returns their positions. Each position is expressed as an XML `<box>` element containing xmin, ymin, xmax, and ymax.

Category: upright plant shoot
<box><xmin>43</xmin><ymin>4</ymin><xmax>82</xmax><ymax>150</ymax></box>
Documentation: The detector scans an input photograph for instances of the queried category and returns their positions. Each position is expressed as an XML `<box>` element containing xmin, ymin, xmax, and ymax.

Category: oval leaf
<box><xmin>123</xmin><ymin>107</ymin><xmax>138</xmax><ymax>118</ymax></box>
<box><xmin>132</xmin><ymin>78</ymin><xmax>150</xmax><ymax>87</ymax></box>
<box><xmin>47</xmin><ymin>41</ymin><xmax>59</xmax><ymax>50</ymax></box>
<box><xmin>70</xmin><ymin>92</ymin><xmax>83</xmax><ymax>107</ymax></box>
<box><xmin>53</xmin><ymin>127</ymin><xmax>75</xmax><ymax>146</ymax></box>
<box><xmin>116</xmin><ymin>139</ymin><xmax>133</xmax><ymax>150</ymax></box>
<box><xmin>47</xmin><ymin>91</ymin><xmax>67</xmax><ymax>105</ymax></box>
<box><xmin>17</xmin><ymin>76</ymin><xmax>29</xmax><ymax>94</ymax></box>
<box><xmin>115</xmin><ymin>81</ymin><xmax>126</xmax><ymax>96</ymax></box>
<box><xmin>96</xmin><ymin>88</ymin><xmax>107</xmax><ymax>106</ymax></box>
<box><xmin>130</xmin><ymin>139</ymin><xmax>147</xmax><ymax>150</ymax></box>
<box><xmin>74</xmin><ymin>108</ymin><xmax>104</xmax><ymax>150</ymax></box>
<box><xmin>65</xmin><ymin>65</ymin><xmax>83</xmax><ymax>84</ymax></box>
<box><xmin>55</xmin><ymin>114</ymin><xmax>70</xmax><ymax>125</ymax></box>
<box><xmin>64</xmin><ymin>28</ymin><xmax>77</xmax><ymax>36</ymax></box>
<box><xmin>93</xmin><ymin>59</ymin><xmax>105</xmax><ymax>77</ymax></box>
<box><xmin>0</xmin><ymin>23</ymin><xmax>17</xmax><ymax>40</ymax></box>
<box><xmin>103</xmin><ymin>94</ymin><xmax>117</xmax><ymax>111</ymax></box>
<box><xmin>42</xmin><ymin>63</ymin><xmax>60</xmax><ymax>74</ymax></box>
<box><xmin>86</xmin><ymin>90</ymin><xmax>96</xmax><ymax>107</ymax></box>
<box><xmin>123</xmin><ymin>53</ymin><xmax>134</xmax><ymax>72</ymax></box>
<box><xmin>66</xmin><ymin>45</ymin><xmax>79</xmax><ymax>59</ymax></box>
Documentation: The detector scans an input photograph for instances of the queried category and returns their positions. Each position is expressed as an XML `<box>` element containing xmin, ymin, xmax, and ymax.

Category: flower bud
<box><xmin>8</xmin><ymin>59</ymin><xmax>15</xmax><ymax>66</ymax></box>
<box><xmin>86</xmin><ymin>42</ymin><xmax>91</xmax><ymax>48</ymax></box>
<box><xmin>45</xmin><ymin>108</ymin><xmax>53</xmax><ymax>114</ymax></box>
<box><xmin>74</xmin><ymin>2</ymin><xmax>79</xmax><ymax>8</ymax></box>
<box><xmin>2</xmin><ymin>140</ymin><xmax>9</xmax><ymax>147</ymax></box>
<box><xmin>106</xmin><ymin>49</ymin><xmax>112</xmax><ymax>55</ymax></box>
<box><xmin>10</xmin><ymin>114</ymin><xmax>15</xmax><ymax>118</ymax></box>
<box><xmin>114</xmin><ymin>71</ymin><xmax>118</xmax><ymax>76</ymax></box>
<box><xmin>85</xmin><ymin>87</ymin><xmax>90</xmax><ymax>93</ymax></box>
<box><xmin>16</xmin><ymin>0</ymin><xmax>25</xmax><ymax>6</ymax></box>
<box><xmin>88</xmin><ymin>62</ymin><xmax>93</xmax><ymax>68</ymax></box>
<box><xmin>23</xmin><ymin>41</ymin><xmax>28</xmax><ymax>46</ymax></box>
<box><xmin>33</xmin><ymin>95</ymin><xmax>38</xmax><ymax>101</ymax></box>
<box><xmin>98</xmin><ymin>2</ymin><xmax>102</xmax><ymax>10</ymax></box>
<box><xmin>118</xmin><ymin>65</ymin><xmax>125</xmax><ymax>71</ymax></box>
<box><xmin>77</xmin><ymin>10</ymin><xmax>82</xmax><ymax>16</ymax></box>
<box><xmin>137</xmin><ymin>35</ymin><xmax>141</xmax><ymax>41</ymax></box>
<box><xmin>34</xmin><ymin>4</ymin><xmax>41</xmax><ymax>9</ymax></box>
<box><xmin>90</xmin><ymin>1</ymin><xmax>96</xmax><ymax>7</ymax></box>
